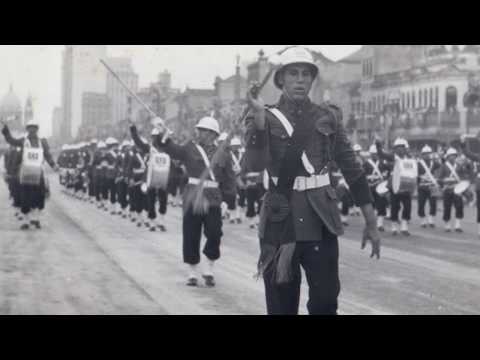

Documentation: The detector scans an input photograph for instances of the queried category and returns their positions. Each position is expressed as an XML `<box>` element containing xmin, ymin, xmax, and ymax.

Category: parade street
<box><xmin>0</xmin><ymin>175</ymin><xmax>478</xmax><ymax>315</ymax></box>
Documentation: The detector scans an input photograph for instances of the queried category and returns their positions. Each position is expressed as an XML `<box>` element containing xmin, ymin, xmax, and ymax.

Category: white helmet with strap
<box><xmin>369</xmin><ymin>144</ymin><xmax>378</xmax><ymax>154</ymax></box>
<box><xmin>274</xmin><ymin>46</ymin><xmax>319</xmax><ymax>89</ymax></box>
<box><xmin>105</xmin><ymin>137</ymin><xmax>119</xmax><ymax>146</ymax></box>
<box><xmin>393</xmin><ymin>138</ymin><xmax>408</xmax><ymax>148</ymax></box>
<box><xmin>353</xmin><ymin>144</ymin><xmax>362</xmax><ymax>152</ymax></box>
<box><xmin>446</xmin><ymin>147</ymin><xmax>458</xmax><ymax>157</ymax></box>
<box><xmin>25</xmin><ymin>119</ymin><xmax>39</xmax><ymax>128</ymax></box>
<box><xmin>421</xmin><ymin>145</ymin><xmax>433</xmax><ymax>154</ymax></box>
<box><xmin>196</xmin><ymin>117</ymin><xmax>220</xmax><ymax>136</ymax></box>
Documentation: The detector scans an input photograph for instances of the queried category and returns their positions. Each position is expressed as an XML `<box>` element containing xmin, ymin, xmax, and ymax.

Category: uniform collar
<box><xmin>277</xmin><ymin>94</ymin><xmax>312</xmax><ymax>114</ymax></box>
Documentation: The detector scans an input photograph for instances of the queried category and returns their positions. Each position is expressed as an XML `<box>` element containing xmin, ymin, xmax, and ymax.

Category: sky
<box><xmin>0</xmin><ymin>45</ymin><xmax>362</xmax><ymax>137</ymax></box>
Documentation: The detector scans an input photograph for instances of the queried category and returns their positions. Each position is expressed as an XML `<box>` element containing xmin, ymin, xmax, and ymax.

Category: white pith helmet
<box><xmin>195</xmin><ymin>117</ymin><xmax>220</xmax><ymax>136</ymax></box>
<box><xmin>273</xmin><ymin>46</ymin><xmax>319</xmax><ymax>89</ymax></box>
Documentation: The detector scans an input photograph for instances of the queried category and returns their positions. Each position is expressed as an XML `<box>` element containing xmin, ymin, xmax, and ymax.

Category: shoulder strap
<box><xmin>266</xmin><ymin>108</ymin><xmax>315</xmax><ymax>175</ymax></box>
<box><xmin>195</xmin><ymin>144</ymin><xmax>216</xmax><ymax>182</ymax></box>
<box><xmin>367</xmin><ymin>159</ymin><xmax>383</xmax><ymax>178</ymax></box>
<box><xmin>419</xmin><ymin>159</ymin><xmax>439</xmax><ymax>186</ymax></box>
<box><xmin>446</xmin><ymin>162</ymin><xmax>460</xmax><ymax>182</ymax></box>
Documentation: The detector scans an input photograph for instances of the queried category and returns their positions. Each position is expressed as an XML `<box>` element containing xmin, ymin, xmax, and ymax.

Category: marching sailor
<box><xmin>226</xmin><ymin>136</ymin><xmax>245</xmax><ymax>225</ymax></box>
<box><xmin>364</xmin><ymin>144</ymin><xmax>391</xmax><ymax>232</ymax></box>
<box><xmin>129</xmin><ymin>124</ymin><xmax>171</xmax><ymax>232</ymax></box>
<box><xmin>376</xmin><ymin>137</ymin><xmax>414</xmax><ymax>236</ymax></box>
<box><xmin>4</xmin><ymin>145</ymin><xmax>23</xmax><ymax>220</ymax></box>
<box><xmin>244</xmin><ymin>46</ymin><xmax>380</xmax><ymax>315</ymax></box>
<box><xmin>93</xmin><ymin>140</ymin><xmax>108</xmax><ymax>210</ymax></box>
<box><xmin>417</xmin><ymin>145</ymin><xmax>441</xmax><ymax>228</ymax></box>
<box><xmin>439</xmin><ymin>147</ymin><xmax>468</xmax><ymax>233</ymax></box>
<box><xmin>115</xmin><ymin>140</ymin><xmax>131</xmax><ymax>218</ymax></box>
<box><xmin>1</xmin><ymin>119</ymin><xmax>58</xmax><ymax>230</ymax></box>
<box><xmin>155</xmin><ymin>116</ymin><xmax>236</xmax><ymax>288</ymax></box>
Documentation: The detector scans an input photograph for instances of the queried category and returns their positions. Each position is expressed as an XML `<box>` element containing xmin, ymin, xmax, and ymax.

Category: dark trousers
<box><xmin>390</xmin><ymin>192</ymin><xmax>412</xmax><ymax>222</ymax></box>
<box><xmin>128</xmin><ymin>185</ymin><xmax>135</xmax><ymax>212</ymax></box>
<box><xmin>340</xmin><ymin>192</ymin><xmax>354</xmax><ymax>216</ymax></box>
<box><xmin>130</xmin><ymin>185</ymin><xmax>146</xmax><ymax>214</ymax></box>
<box><xmin>146</xmin><ymin>188</ymin><xmax>169</xmax><ymax>220</ymax></box>
<box><xmin>224</xmin><ymin>193</ymin><xmax>237</xmax><ymax>211</ymax></box>
<box><xmin>183</xmin><ymin>206</ymin><xmax>222</xmax><ymax>265</ymax></box>
<box><xmin>246</xmin><ymin>185</ymin><xmax>264</xmax><ymax>218</ymax></box>
<box><xmin>106</xmin><ymin>178</ymin><xmax>117</xmax><ymax>204</ymax></box>
<box><xmin>371</xmin><ymin>186</ymin><xmax>388</xmax><ymax>217</ymax></box>
<box><xmin>238</xmin><ymin>188</ymin><xmax>246</xmax><ymax>208</ymax></box>
<box><xmin>94</xmin><ymin>177</ymin><xmax>104</xmax><ymax>201</ymax></box>
<box><xmin>418</xmin><ymin>187</ymin><xmax>437</xmax><ymax>218</ymax></box>
<box><xmin>263</xmin><ymin>228</ymin><xmax>340</xmax><ymax>315</ymax></box>
<box><xmin>443</xmin><ymin>190</ymin><xmax>464</xmax><ymax>222</ymax></box>
<box><xmin>20</xmin><ymin>183</ymin><xmax>46</xmax><ymax>214</ymax></box>
<box><xmin>117</xmin><ymin>181</ymin><xmax>128</xmax><ymax>210</ymax></box>
<box><xmin>88</xmin><ymin>174</ymin><xmax>95</xmax><ymax>197</ymax></box>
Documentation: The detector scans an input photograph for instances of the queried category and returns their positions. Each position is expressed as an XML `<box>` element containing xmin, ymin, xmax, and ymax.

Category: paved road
<box><xmin>0</xmin><ymin>175</ymin><xmax>479</xmax><ymax>315</ymax></box>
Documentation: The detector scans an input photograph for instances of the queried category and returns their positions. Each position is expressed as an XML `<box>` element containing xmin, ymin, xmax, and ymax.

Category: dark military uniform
<box><xmin>104</xmin><ymin>148</ymin><xmax>119</xmax><ymax>213</ymax></box>
<box><xmin>115</xmin><ymin>146</ymin><xmax>130</xmax><ymax>216</ymax></box>
<box><xmin>417</xmin><ymin>158</ymin><xmax>441</xmax><ymax>221</ymax></box>
<box><xmin>439</xmin><ymin>161</ymin><xmax>470</xmax><ymax>224</ymax></box>
<box><xmin>244</xmin><ymin>96</ymin><xmax>372</xmax><ymax>315</ymax></box>
<box><xmin>158</xmin><ymin>133</ymin><xmax>236</xmax><ymax>266</ymax></box>
<box><xmin>363</xmin><ymin>158</ymin><xmax>391</xmax><ymax>221</ymax></box>
<box><xmin>1</xmin><ymin>125</ymin><xmax>56</xmax><ymax>219</ymax></box>
<box><xmin>5</xmin><ymin>146</ymin><xmax>22</xmax><ymax>211</ymax></box>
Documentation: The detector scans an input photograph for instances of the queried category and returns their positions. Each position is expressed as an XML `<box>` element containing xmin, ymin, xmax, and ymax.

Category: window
<box><xmin>429</xmin><ymin>88</ymin><xmax>434</xmax><ymax>108</ymax></box>
<box><xmin>419</xmin><ymin>89</ymin><xmax>422</xmax><ymax>108</ymax></box>
<box><xmin>424</xmin><ymin>89</ymin><xmax>428</xmax><ymax>108</ymax></box>
<box><xmin>401</xmin><ymin>93</ymin><xmax>405</xmax><ymax>111</ymax></box>
<box><xmin>435</xmin><ymin>87</ymin><xmax>439</xmax><ymax>108</ymax></box>
<box><xmin>446</xmin><ymin>86</ymin><xmax>458</xmax><ymax>110</ymax></box>
<box><xmin>372</xmin><ymin>97</ymin><xmax>376</xmax><ymax>112</ymax></box>
<box><xmin>412</xmin><ymin>91</ymin><xmax>416</xmax><ymax>108</ymax></box>
<box><xmin>407</xmin><ymin>92</ymin><xmax>410</xmax><ymax>108</ymax></box>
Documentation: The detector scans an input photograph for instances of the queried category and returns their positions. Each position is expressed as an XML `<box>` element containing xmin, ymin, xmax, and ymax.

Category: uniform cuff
<box><xmin>349</xmin><ymin>175</ymin><xmax>374</xmax><ymax>207</ymax></box>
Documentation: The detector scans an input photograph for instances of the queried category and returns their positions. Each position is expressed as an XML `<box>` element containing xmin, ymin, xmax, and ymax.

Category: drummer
<box><xmin>130</xmin><ymin>123</ymin><xmax>171</xmax><ymax>232</ymax></box>
<box><xmin>376</xmin><ymin>137</ymin><xmax>413</xmax><ymax>236</ymax></box>
<box><xmin>1</xmin><ymin>119</ymin><xmax>59</xmax><ymax>230</ymax></box>
<box><xmin>417</xmin><ymin>145</ymin><xmax>441</xmax><ymax>228</ymax></box>
<box><xmin>226</xmin><ymin>136</ymin><xmax>244</xmax><ymax>225</ymax></box>
<box><xmin>364</xmin><ymin>144</ymin><xmax>391</xmax><ymax>232</ymax></box>
<box><xmin>439</xmin><ymin>147</ymin><xmax>469</xmax><ymax>233</ymax></box>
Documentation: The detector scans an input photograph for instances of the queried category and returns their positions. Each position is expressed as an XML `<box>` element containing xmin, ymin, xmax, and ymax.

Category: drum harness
<box><xmin>191</xmin><ymin>144</ymin><xmax>219</xmax><ymax>189</ymax></box>
<box><xmin>419</xmin><ymin>159</ymin><xmax>440</xmax><ymax>189</ymax></box>
<box><xmin>367</xmin><ymin>159</ymin><xmax>383</xmax><ymax>186</ymax></box>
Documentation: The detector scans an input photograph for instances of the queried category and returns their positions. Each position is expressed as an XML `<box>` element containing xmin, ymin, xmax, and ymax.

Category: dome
<box><xmin>0</xmin><ymin>85</ymin><xmax>22</xmax><ymax>114</ymax></box>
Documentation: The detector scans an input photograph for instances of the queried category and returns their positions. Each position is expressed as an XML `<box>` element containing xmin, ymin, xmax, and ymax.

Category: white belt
<box><xmin>269</xmin><ymin>173</ymin><xmax>330</xmax><ymax>192</ymax></box>
<box><xmin>246</xmin><ymin>172</ymin><xmax>261</xmax><ymax>178</ymax></box>
<box><xmin>188</xmin><ymin>177</ymin><xmax>219</xmax><ymax>188</ymax></box>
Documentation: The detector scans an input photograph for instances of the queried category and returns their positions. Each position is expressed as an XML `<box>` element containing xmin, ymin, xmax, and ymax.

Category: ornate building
<box><xmin>322</xmin><ymin>45</ymin><xmax>480</xmax><ymax>150</ymax></box>
<box><xmin>0</xmin><ymin>85</ymin><xmax>23</xmax><ymax>133</ymax></box>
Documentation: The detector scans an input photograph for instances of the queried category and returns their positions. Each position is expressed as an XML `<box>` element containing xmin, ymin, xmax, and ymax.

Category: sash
<box><xmin>195</xmin><ymin>144</ymin><xmax>216</xmax><ymax>182</ymax></box>
<box><xmin>419</xmin><ymin>159</ymin><xmax>439</xmax><ymax>186</ymax></box>
<box><xmin>446</xmin><ymin>162</ymin><xmax>460</xmax><ymax>183</ymax></box>
<box><xmin>367</xmin><ymin>159</ymin><xmax>383</xmax><ymax>179</ymax></box>
<box><xmin>231</xmin><ymin>151</ymin><xmax>242</xmax><ymax>174</ymax></box>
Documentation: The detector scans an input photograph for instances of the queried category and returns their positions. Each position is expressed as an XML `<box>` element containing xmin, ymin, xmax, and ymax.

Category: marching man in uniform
<box><xmin>376</xmin><ymin>138</ymin><xmax>415</xmax><ymax>236</ymax></box>
<box><xmin>1</xmin><ymin>118</ymin><xmax>58</xmax><ymax>230</ymax></box>
<box><xmin>226</xmin><ymin>136</ymin><xmax>245</xmax><ymax>225</ymax></box>
<box><xmin>155</xmin><ymin>116</ymin><xmax>236</xmax><ymax>288</ymax></box>
<box><xmin>364</xmin><ymin>144</ymin><xmax>390</xmax><ymax>232</ymax></box>
<box><xmin>439</xmin><ymin>148</ymin><xmax>467</xmax><ymax>233</ymax></box>
<box><xmin>244</xmin><ymin>46</ymin><xmax>380</xmax><ymax>315</ymax></box>
<box><xmin>417</xmin><ymin>145</ymin><xmax>441</xmax><ymax>228</ymax></box>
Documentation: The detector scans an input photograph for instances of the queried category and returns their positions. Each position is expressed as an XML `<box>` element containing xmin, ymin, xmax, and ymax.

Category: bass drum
<box><xmin>146</xmin><ymin>150</ymin><xmax>171</xmax><ymax>191</ymax></box>
<box><xmin>392</xmin><ymin>159</ymin><xmax>418</xmax><ymax>194</ymax></box>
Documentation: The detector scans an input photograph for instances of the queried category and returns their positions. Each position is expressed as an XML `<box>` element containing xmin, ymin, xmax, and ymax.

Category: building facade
<box><xmin>61</xmin><ymin>45</ymin><xmax>108</xmax><ymax>140</ymax></box>
<box><xmin>320</xmin><ymin>45</ymin><xmax>480</xmax><ymax>150</ymax></box>
<box><xmin>77</xmin><ymin>92</ymin><xmax>111</xmax><ymax>140</ymax></box>
<box><xmin>106</xmin><ymin>57</ymin><xmax>139</xmax><ymax>125</ymax></box>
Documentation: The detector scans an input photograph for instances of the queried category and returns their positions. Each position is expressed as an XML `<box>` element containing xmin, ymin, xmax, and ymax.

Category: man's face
<box><xmin>279</xmin><ymin>64</ymin><xmax>314</xmax><ymax>102</ymax></box>
<box><xmin>195</xmin><ymin>128</ymin><xmax>217</xmax><ymax>146</ymax></box>
<box><xmin>422</xmin><ymin>153</ymin><xmax>431</xmax><ymax>161</ymax></box>
<box><xmin>26</xmin><ymin>126</ymin><xmax>38</xmax><ymax>137</ymax></box>
<box><xmin>448</xmin><ymin>155</ymin><xmax>457</xmax><ymax>164</ymax></box>
<box><xmin>395</xmin><ymin>146</ymin><xmax>406</xmax><ymax>157</ymax></box>
<box><xmin>371</xmin><ymin>153</ymin><xmax>378</xmax><ymax>162</ymax></box>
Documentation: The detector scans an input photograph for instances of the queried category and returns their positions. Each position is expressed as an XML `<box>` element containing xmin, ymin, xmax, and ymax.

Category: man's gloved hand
<box><xmin>362</xmin><ymin>224</ymin><xmax>381</xmax><ymax>260</ymax></box>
